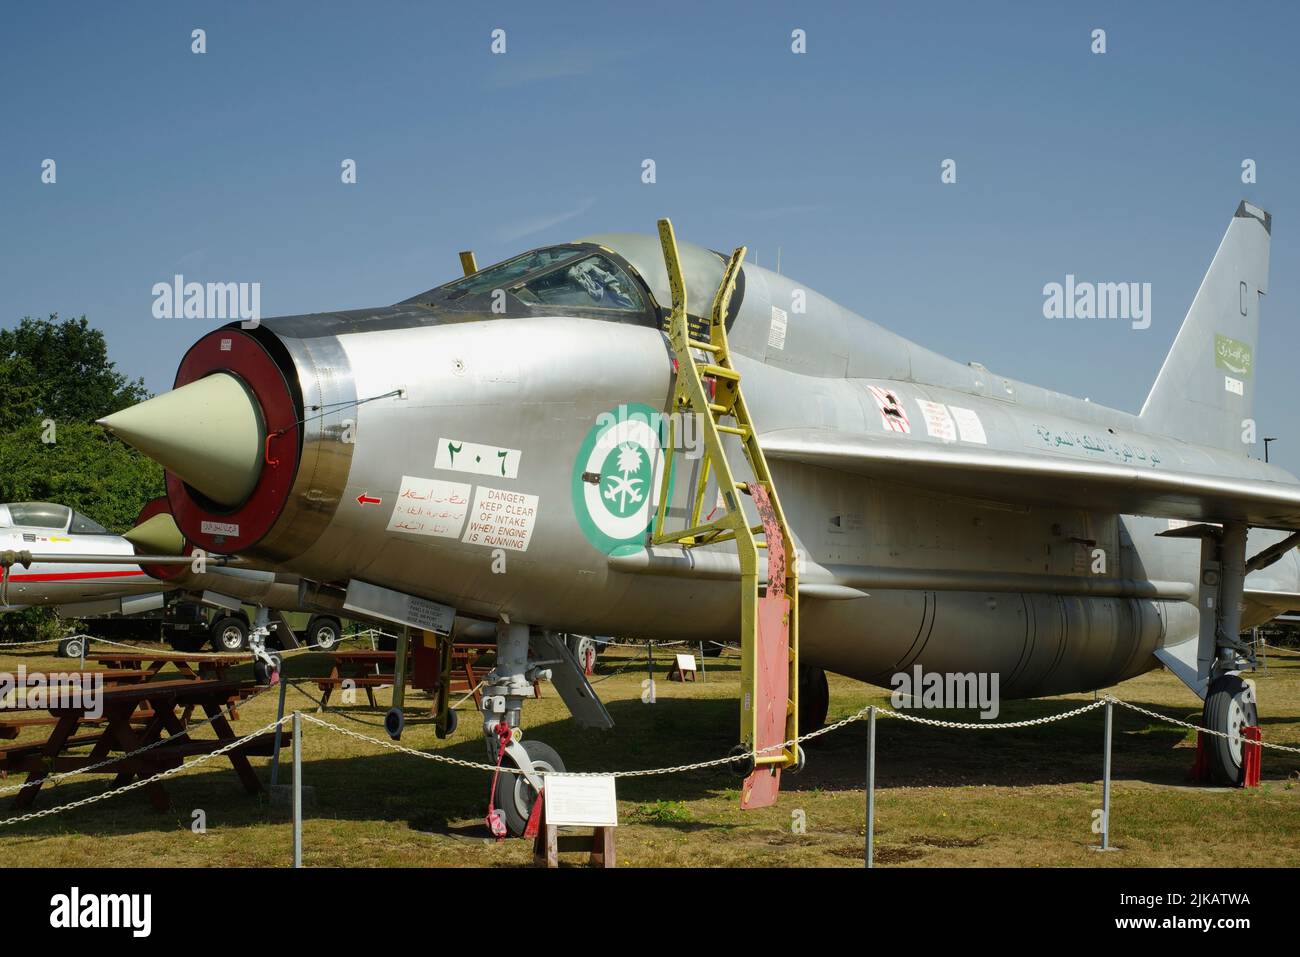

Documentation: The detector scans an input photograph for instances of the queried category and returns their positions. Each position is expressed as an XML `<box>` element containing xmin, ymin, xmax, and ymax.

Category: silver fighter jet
<box><xmin>97</xmin><ymin>201</ymin><xmax>1297</xmax><ymax>830</ymax></box>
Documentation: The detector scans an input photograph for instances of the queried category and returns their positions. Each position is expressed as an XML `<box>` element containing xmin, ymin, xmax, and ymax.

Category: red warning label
<box><xmin>867</xmin><ymin>385</ymin><xmax>911</xmax><ymax>434</ymax></box>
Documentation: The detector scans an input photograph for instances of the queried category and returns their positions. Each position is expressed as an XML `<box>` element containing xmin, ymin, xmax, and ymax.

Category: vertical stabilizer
<box><xmin>1140</xmin><ymin>202</ymin><xmax>1271</xmax><ymax>454</ymax></box>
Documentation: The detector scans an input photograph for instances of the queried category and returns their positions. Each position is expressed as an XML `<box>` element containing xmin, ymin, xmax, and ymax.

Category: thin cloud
<box><xmin>494</xmin><ymin>196</ymin><xmax>597</xmax><ymax>242</ymax></box>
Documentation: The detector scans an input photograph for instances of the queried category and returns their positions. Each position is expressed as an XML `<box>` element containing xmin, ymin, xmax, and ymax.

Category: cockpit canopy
<box><xmin>408</xmin><ymin>243</ymin><xmax>653</xmax><ymax>322</ymax></box>
<box><xmin>0</xmin><ymin>502</ymin><xmax>109</xmax><ymax>535</ymax></box>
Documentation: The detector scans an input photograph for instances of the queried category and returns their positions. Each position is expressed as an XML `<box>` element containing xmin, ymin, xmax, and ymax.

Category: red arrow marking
<box><xmin>356</xmin><ymin>493</ymin><xmax>382</xmax><ymax>506</ymax></box>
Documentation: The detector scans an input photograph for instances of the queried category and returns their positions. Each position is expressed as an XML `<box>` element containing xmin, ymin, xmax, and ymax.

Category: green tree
<box><xmin>1</xmin><ymin>422</ymin><xmax>164</xmax><ymax>532</ymax></box>
<box><xmin>0</xmin><ymin>316</ymin><xmax>162</xmax><ymax>644</ymax></box>
<box><xmin>0</xmin><ymin>314</ymin><xmax>149</xmax><ymax>422</ymax></box>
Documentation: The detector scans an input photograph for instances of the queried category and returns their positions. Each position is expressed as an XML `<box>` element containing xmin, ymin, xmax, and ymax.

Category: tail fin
<box><xmin>1140</xmin><ymin>201</ymin><xmax>1271</xmax><ymax>454</ymax></box>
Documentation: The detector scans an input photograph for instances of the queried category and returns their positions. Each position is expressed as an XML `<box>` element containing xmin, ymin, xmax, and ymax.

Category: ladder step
<box><xmin>700</xmin><ymin>365</ymin><xmax>740</xmax><ymax>381</ymax></box>
<box><xmin>716</xmin><ymin>425</ymin><xmax>749</xmax><ymax>437</ymax></box>
<box><xmin>688</xmin><ymin>340</ymin><xmax>721</xmax><ymax>352</ymax></box>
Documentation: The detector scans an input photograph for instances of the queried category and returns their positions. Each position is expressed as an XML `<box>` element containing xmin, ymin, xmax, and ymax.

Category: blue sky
<box><xmin>3</xmin><ymin>1</ymin><xmax>1298</xmax><ymax>470</ymax></box>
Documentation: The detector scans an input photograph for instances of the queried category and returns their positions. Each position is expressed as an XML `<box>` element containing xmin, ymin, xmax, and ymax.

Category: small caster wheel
<box><xmin>385</xmin><ymin>707</ymin><xmax>405</xmax><ymax>740</ymax></box>
<box><xmin>790</xmin><ymin>744</ymin><xmax>807</xmax><ymax>773</ymax></box>
<box><xmin>728</xmin><ymin>744</ymin><xmax>755</xmax><ymax>777</ymax></box>
<box><xmin>436</xmin><ymin>708</ymin><xmax>459</xmax><ymax>739</ymax></box>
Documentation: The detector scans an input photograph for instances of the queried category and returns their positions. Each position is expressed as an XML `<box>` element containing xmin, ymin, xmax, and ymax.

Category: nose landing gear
<box><xmin>480</xmin><ymin>619</ymin><xmax>563</xmax><ymax>837</ymax></box>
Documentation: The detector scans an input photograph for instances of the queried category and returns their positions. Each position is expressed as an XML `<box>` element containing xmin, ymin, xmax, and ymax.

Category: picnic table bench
<box><xmin>313</xmin><ymin>650</ymin><xmax>396</xmax><ymax>709</ymax></box>
<box><xmin>86</xmin><ymin>651</ymin><xmax>252</xmax><ymax>681</ymax></box>
<box><xmin>314</xmin><ymin>645</ymin><xmax>538</xmax><ymax>712</ymax></box>
<box><xmin>0</xmin><ymin>678</ymin><xmax>285</xmax><ymax>810</ymax></box>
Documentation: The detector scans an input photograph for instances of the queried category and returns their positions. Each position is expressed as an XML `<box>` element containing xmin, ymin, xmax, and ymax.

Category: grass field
<box><xmin>2</xmin><ymin>639</ymin><xmax>1298</xmax><ymax>867</ymax></box>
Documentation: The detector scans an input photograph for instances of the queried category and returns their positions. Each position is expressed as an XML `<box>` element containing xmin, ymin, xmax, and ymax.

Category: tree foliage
<box><xmin>0</xmin><ymin>314</ymin><xmax>164</xmax><ymax>531</ymax></box>
<box><xmin>0</xmin><ymin>315</ymin><xmax>163</xmax><ymax>643</ymax></box>
<box><xmin>0</xmin><ymin>314</ymin><xmax>149</xmax><ymax>424</ymax></box>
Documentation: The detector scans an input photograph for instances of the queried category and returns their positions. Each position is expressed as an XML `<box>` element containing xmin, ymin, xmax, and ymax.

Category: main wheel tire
<box><xmin>58</xmin><ymin>636</ymin><xmax>85</xmax><ymax>659</ymax></box>
<box><xmin>169</xmin><ymin>632</ymin><xmax>208</xmax><ymax>653</ymax></box>
<box><xmin>308</xmin><ymin>616</ymin><xmax>341</xmax><ymax>651</ymax></box>
<box><xmin>570</xmin><ymin>635</ymin><xmax>598</xmax><ymax>672</ymax></box>
<box><xmin>211</xmin><ymin>616</ymin><xmax>249</xmax><ymax>652</ymax></box>
<box><xmin>491</xmin><ymin>740</ymin><xmax>564</xmax><ymax>837</ymax></box>
<box><xmin>1203</xmin><ymin>674</ymin><xmax>1258</xmax><ymax>786</ymax></box>
<box><xmin>798</xmin><ymin>665</ymin><xmax>830</xmax><ymax>735</ymax></box>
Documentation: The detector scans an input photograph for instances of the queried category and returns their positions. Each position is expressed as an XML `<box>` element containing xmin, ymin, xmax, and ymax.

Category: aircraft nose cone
<box><xmin>99</xmin><ymin>372</ymin><xmax>265</xmax><ymax>507</ymax></box>
<box><xmin>124</xmin><ymin>511</ymin><xmax>185</xmax><ymax>554</ymax></box>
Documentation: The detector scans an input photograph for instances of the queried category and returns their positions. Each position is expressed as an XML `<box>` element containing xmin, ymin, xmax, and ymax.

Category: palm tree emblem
<box><xmin>603</xmin><ymin>442</ymin><xmax>646</xmax><ymax>516</ymax></box>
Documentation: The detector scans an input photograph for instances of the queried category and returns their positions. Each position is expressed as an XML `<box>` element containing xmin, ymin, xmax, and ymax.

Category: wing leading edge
<box><xmin>761</xmin><ymin>428</ymin><xmax>1300</xmax><ymax>532</ymax></box>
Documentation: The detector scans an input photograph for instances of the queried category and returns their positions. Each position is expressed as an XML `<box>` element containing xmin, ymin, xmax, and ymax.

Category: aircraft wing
<box><xmin>761</xmin><ymin>428</ymin><xmax>1300</xmax><ymax>531</ymax></box>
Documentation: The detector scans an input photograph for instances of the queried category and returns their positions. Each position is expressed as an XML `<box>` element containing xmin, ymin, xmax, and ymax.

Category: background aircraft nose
<box><xmin>98</xmin><ymin>372</ymin><xmax>265</xmax><ymax>507</ymax></box>
<box><xmin>123</xmin><ymin>510</ymin><xmax>185</xmax><ymax>554</ymax></box>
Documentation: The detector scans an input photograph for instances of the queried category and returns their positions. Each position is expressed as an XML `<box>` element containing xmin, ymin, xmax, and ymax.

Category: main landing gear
<box><xmin>1202</xmin><ymin>673</ymin><xmax>1259</xmax><ymax>786</ymax></box>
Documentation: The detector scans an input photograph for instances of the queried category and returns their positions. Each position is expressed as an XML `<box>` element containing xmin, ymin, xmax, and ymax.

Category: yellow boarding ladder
<box><xmin>651</xmin><ymin>219</ymin><xmax>800</xmax><ymax>807</ymax></box>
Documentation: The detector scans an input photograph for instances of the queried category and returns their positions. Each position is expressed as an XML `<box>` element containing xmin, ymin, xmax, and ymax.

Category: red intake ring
<box><xmin>167</xmin><ymin>328</ymin><xmax>300</xmax><ymax>554</ymax></box>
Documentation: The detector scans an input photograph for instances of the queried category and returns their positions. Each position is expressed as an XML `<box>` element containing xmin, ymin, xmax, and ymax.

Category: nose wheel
<box><xmin>489</xmin><ymin>740</ymin><xmax>565</xmax><ymax>837</ymax></box>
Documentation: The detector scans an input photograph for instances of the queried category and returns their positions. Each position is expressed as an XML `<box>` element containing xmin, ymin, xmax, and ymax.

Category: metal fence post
<box><xmin>270</xmin><ymin>672</ymin><xmax>289</xmax><ymax>786</ymax></box>
<box><xmin>292</xmin><ymin>710</ymin><xmax>303</xmax><ymax>868</ymax></box>
<box><xmin>865</xmin><ymin>705</ymin><xmax>877</xmax><ymax>868</ymax></box>
<box><xmin>1100</xmin><ymin>699</ymin><xmax>1113</xmax><ymax>851</ymax></box>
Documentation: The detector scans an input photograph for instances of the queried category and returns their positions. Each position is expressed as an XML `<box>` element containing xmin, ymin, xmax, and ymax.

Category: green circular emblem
<box><xmin>572</xmin><ymin>403</ymin><xmax>671</xmax><ymax>556</ymax></box>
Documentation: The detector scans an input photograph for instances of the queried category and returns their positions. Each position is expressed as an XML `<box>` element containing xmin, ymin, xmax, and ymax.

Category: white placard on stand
<box><xmin>543</xmin><ymin>774</ymin><xmax>618</xmax><ymax>827</ymax></box>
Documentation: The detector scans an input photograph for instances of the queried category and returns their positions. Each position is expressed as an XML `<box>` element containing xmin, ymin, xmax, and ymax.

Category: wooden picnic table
<box><xmin>313</xmin><ymin>644</ymin><xmax>537</xmax><ymax>712</ymax></box>
<box><xmin>0</xmin><ymin>678</ymin><xmax>285</xmax><ymax>810</ymax></box>
<box><xmin>313</xmin><ymin>650</ymin><xmax>397</xmax><ymax>709</ymax></box>
<box><xmin>86</xmin><ymin>651</ymin><xmax>253</xmax><ymax>681</ymax></box>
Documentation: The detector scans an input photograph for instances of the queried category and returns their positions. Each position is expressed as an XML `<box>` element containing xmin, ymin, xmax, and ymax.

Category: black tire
<box><xmin>308</xmin><ymin>616</ymin><xmax>341</xmax><ymax>651</ymax></box>
<box><xmin>210</xmin><ymin>616</ymin><xmax>248</xmax><ymax>652</ymax></box>
<box><xmin>1203</xmin><ymin>674</ymin><xmax>1258</xmax><ymax>786</ymax></box>
<box><xmin>490</xmin><ymin>740</ymin><xmax>564</xmax><ymax>837</ymax></box>
<box><xmin>58</xmin><ymin>636</ymin><xmax>85</xmax><ymax>659</ymax></box>
<box><xmin>799</xmin><ymin>665</ymin><xmax>830</xmax><ymax>734</ymax></box>
<box><xmin>253</xmin><ymin>653</ymin><xmax>281</xmax><ymax>686</ymax></box>
<box><xmin>436</xmin><ymin>708</ymin><xmax>459</xmax><ymax>740</ymax></box>
<box><xmin>168</xmin><ymin>632</ymin><xmax>208</xmax><ymax>653</ymax></box>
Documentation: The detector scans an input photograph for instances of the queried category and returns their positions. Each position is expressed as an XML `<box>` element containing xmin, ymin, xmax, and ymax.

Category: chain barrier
<box><xmin>0</xmin><ymin>714</ymin><xmax>290</xmax><ymax>827</ymax></box>
<box><xmin>1103</xmin><ymin>694</ymin><xmax>1300</xmax><ymax>755</ymax></box>
<box><xmin>1</xmin><ymin>687</ymin><xmax>1297</xmax><ymax>828</ymax></box>
<box><xmin>0</xmin><ymin>679</ymin><xmax>281</xmax><ymax>796</ymax></box>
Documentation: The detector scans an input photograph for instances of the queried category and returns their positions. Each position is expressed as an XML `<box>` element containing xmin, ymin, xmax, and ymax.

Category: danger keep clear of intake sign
<box><xmin>460</xmin><ymin>485</ymin><xmax>539</xmax><ymax>552</ymax></box>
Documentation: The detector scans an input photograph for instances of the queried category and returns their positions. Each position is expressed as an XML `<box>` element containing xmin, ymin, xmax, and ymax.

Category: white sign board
<box><xmin>675</xmin><ymin>653</ymin><xmax>697</xmax><ymax>674</ymax></box>
<box><xmin>461</xmin><ymin>486</ymin><xmax>539</xmax><ymax>552</ymax></box>
<box><xmin>543</xmin><ymin>774</ymin><xmax>618</xmax><ymax>827</ymax></box>
<box><xmin>343</xmin><ymin>579</ymin><xmax>456</xmax><ymax>635</ymax></box>
<box><xmin>387</xmin><ymin>475</ymin><xmax>471</xmax><ymax>539</ymax></box>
